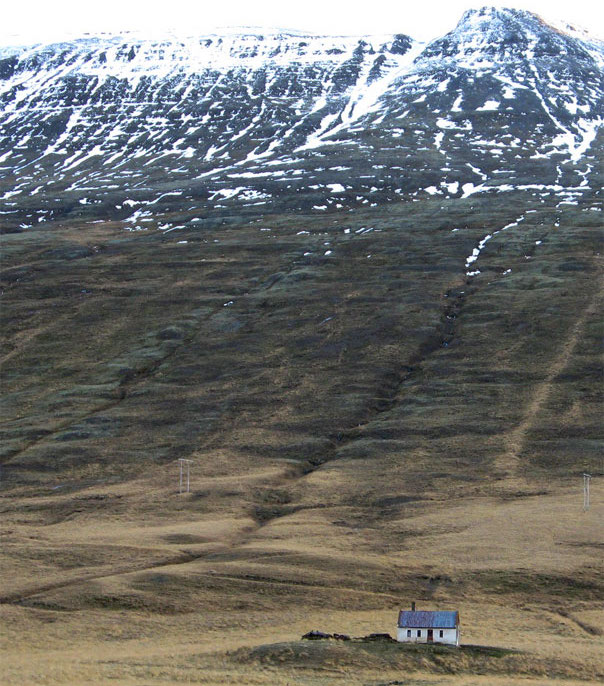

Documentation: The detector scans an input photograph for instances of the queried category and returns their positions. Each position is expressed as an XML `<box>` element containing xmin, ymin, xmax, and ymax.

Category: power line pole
<box><xmin>583</xmin><ymin>473</ymin><xmax>591</xmax><ymax>511</ymax></box>
<box><xmin>178</xmin><ymin>459</ymin><xmax>193</xmax><ymax>494</ymax></box>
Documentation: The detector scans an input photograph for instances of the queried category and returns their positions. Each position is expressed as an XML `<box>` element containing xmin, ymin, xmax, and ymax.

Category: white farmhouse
<box><xmin>397</xmin><ymin>604</ymin><xmax>460</xmax><ymax>646</ymax></box>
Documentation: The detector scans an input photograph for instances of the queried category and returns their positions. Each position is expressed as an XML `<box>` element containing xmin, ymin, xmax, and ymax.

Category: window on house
<box><xmin>407</xmin><ymin>630</ymin><xmax>411</xmax><ymax>637</ymax></box>
<box><xmin>439</xmin><ymin>630</ymin><xmax>444</xmax><ymax>638</ymax></box>
<box><xmin>417</xmin><ymin>630</ymin><xmax>421</xmax><ymax>637</ymax></box>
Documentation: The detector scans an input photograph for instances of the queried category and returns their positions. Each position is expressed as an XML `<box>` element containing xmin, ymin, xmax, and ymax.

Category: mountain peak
<box><xmin>453</xmin><ymin>5</ymin><xmax>557</xmax><ymax>38</ymax></box>
<box><xmin>458</xmin><ymin>6</ymin><xmax>539</xmax><ymax>24</ymax></box>
<box><xmin>420</xmin><ymin>4</ymin><xmax>595</xmax><ymax>64</ymax></box>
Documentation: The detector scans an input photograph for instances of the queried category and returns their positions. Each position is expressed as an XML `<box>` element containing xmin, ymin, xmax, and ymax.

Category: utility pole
<box><xmin>583</xmin><ymin>473</ymin><xmax>591</xmax><ymax>511</ymax></box>
<box><xmin>178</xmin><ymin>459</ymin><xmax>193</xmax><ymax>494</ymax></box>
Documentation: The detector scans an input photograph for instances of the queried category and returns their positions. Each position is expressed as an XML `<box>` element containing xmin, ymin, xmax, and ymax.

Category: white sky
<box><xmin>1</xmin><ymin>0</ymin><xmax>603</xmax><ymax>45</ymax></box>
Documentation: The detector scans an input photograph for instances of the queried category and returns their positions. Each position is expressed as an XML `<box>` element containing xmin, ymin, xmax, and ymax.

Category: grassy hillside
<box><xmin>1</xmin><ymin>187</ymin><xmax>602</xmax><ymax>685</ymax></box>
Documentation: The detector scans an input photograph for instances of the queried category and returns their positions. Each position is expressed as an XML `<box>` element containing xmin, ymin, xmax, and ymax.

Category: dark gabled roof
<box><xmin>398</xmin><ymin>610</ymin><xmax>459</xmax><ymax>629</ymax></box>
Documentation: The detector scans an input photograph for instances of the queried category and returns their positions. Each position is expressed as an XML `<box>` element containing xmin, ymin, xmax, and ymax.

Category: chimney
<box><xmin>411</xmin><ymin>601</ymin><xmax>416</xmax><ymax>612</ymax></box>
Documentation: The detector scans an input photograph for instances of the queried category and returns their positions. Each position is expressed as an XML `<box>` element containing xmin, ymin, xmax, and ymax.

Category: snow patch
<box><xmin>477</xmin><ymin>100</ymin><xmax>500</xmax><ymax>111</ymax></box>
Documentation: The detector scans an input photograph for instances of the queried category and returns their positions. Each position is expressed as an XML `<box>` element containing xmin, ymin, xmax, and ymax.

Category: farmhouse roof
<box><xmin>397</xmin><ymin>610</ymin><xmax>459</xmax><ymax>629</ymax></box>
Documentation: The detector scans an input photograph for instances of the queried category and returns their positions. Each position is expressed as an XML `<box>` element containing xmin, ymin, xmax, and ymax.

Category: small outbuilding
<box><xmin>397</xmin><ymin>603</ymin><xmax>460</xmax><ymax>646</ymax></box>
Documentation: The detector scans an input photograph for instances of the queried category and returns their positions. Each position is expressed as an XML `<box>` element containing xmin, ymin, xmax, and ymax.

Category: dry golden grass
<box><xmin>1</xmin><ymin>460</ymin><xmax>602</xmax><ymax>686</ymax></box>
<box><xmin>1</xmin><ymin>200</ymin><xmax>602</xmax><ymax>684</ymax></box>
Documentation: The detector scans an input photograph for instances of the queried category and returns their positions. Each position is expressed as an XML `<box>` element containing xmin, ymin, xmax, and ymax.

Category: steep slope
<box><xmin>0</xmin><ymin>7</ymin><xmax>602</xmax><ymax>231</ymax></box>
<box><xmin>0</xmin><ymin>31</ymin><xmax>416</xmax><ymax>225</ymax></box>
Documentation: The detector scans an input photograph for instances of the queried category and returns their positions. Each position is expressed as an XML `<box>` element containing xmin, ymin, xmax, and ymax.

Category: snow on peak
<box><xmin>0</xmin><ymin>11</ymin><xmax>601</xmax><ymax>214</ymax></box>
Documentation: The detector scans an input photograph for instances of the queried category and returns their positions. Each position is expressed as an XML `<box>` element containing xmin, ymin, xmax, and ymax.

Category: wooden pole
<box><xmin>583</xmin><ymin>473</ymin><xmax>591</xmax><ymax>511</ymax></box>
<box><xmin>178</xmin><ymin>459</ymin><xmax>193</xmax><ymax>494</ymax></box>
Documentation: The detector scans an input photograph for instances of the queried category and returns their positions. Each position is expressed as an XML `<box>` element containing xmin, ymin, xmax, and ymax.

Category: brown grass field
<box><xmin>1</xmin><ymin>462</ymin><xmax>602</xmax><ymax>685</ymax></box>
<box><xmin>1</xmin><ymin>193</ymin><xmax>603</xmax><ymax>684</ymax></box>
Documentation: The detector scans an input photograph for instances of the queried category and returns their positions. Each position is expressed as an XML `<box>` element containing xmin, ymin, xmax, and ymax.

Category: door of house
<box><xmin>427</xmin><ymin>629</ymin><xmax>434</xmax><ymax>642</ymax></box>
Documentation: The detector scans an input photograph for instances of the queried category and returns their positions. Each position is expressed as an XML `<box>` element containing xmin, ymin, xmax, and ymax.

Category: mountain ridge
<box><xmin>2</xmin><ymin>5</ymin><xmax>604</xmax><ymax>50</ymax></box>
<box><xmin>0</xmin><ymin>6</ymin><xmax>602</xmax><ymax>236</ymax></box>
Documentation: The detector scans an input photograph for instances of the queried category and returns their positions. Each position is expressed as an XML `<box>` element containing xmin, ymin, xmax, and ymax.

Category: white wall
<box><xmin>396</xmin><ymin>626</ymin><xmax>458</xmax><ymax>646</ymax></box>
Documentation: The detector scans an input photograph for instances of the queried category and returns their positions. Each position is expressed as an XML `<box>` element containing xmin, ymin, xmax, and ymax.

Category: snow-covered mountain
<box><xmin>0</xmin><ymin>6</ymin><xmax>602</xmax><ymax>231</ymax></box>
